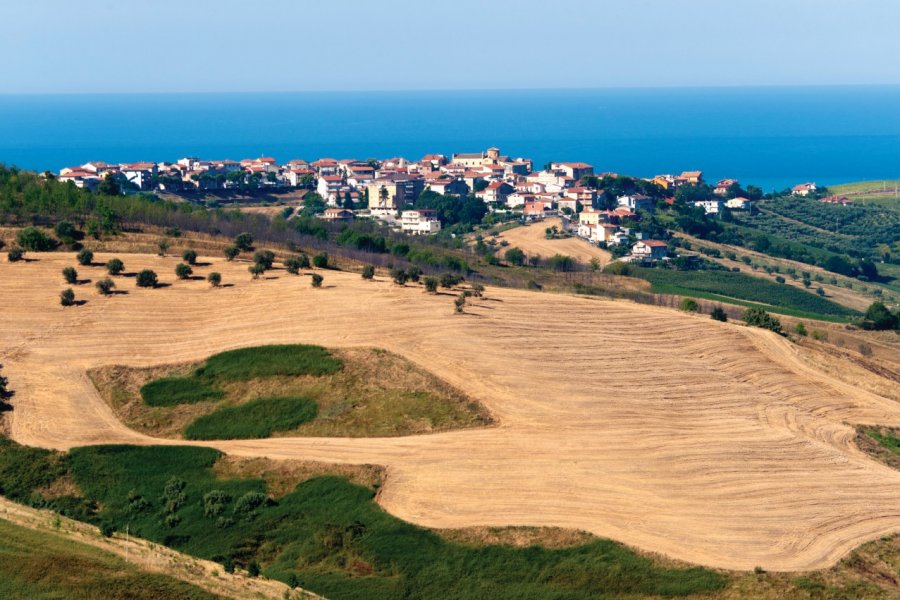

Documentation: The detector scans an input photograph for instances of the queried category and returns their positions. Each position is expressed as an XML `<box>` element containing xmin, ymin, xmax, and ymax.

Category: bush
<box><xmin>679</xmin><ymin>298</ymin><xmax>700</xmax><ymax>312</ymax></box>
<box><xmin>234</xmin><ymin>232</ymin><xmax>254</xmax><ymax>251</ymax></box>
<box><xmin>710</xmin><ymin>306</ymin><xmax>728</xmax><ymax>322</ymax></box>
<box><xmin>60</xmin><ymin>288</ymin><xmax>75</xmax><ymax>307</ymax></box>
<box><xmin>454</xmin><ymin>293</ymin><xmax>466</xmax><ymax>313</ymax></box>
<box><xmin>794</xmin><ymin>322</ymin><xmax>808</xmax><ymax>336</ymax></box>
<box><xmin>106</xmin><ymin>258</ymin><xmax>124</xmax><ymax>276</ymax></box>
<box><xmin>252</xmin><ymin>250</ymin><xmax>275</xmax><ymax>270</ymax></box>
<box><xmin>224</xmin><ymin>246</ymin><xmax>240</xmax><ymax>261</ymax></box>
<box><xmin>774</xmin><ymin>276</ymin><xmax>785</xmax><ymax>284</ymax></box>
<box><xmin>440</xmin><ymin>273</ymin><xmax>462</xmax><ymax>288</ymax></box>
<box><xmin>136</xmin><ymin>269</ymin><xmax>158</xmax><ymax>288</ymax></box>
<box><xmin>182</xmin><ymin>249</ymin><xmax>198</xmax><ymax>265</ymax></box>
<box><xmin>249</xmin><ymin>263</ymin><xmax>266</xmax><ymax>279</ymax></box>
<box><xmin>284</xmin><ymin>256</ymin><xmax>303</xmax><ymax>275</ymax></box>
<box><xmin>406</xmin><ymin>266</ymin><xmax>421</xmax><ymax>283</ymax></box>
<box><xmin>207</xmin><ymin>272</ymin><xmax>222</xmax><ymax>287</ymax></box>
<box><xmin>312</xmin><ymin>252</ymin><xmax>329</xmax><ymax>269</ymax></box>
<box><xmin>603</xmin><ymin>262</ymin><xmax>634</xmax><ymax>276</ymax></box>
<box><xmin>862</xmin><ymin>301</ymin><xmax>899</xmax><ymax>330</ymax></box>
<box><xmin>423</xmin><ymin>277</ymin><xmax>438</xmax><ymax>293</ymax></box>
<box><xmin>76</xmin><ymin>248</ymin><xmax>93</xmax><ymax>266</ymax></box>
<box><xmin>7</xmin><ymin>248</ymin><xmax>24</xmax><ymax>262</ymax></box>
<box><xmin>742</xmin><ymin>308</ymin><xmax>783</xmax><ymax>334</ymax></box>
<box><xmin>505</xmin><ymin>247</ymin><xmax>525</xmax><ymax>266</ymax></box>
<box><xmin>54</xmin><ymin>221</ymin><xmax>80</xmax><ymax>244</ymax></box>
<box><xmin>361</xmin><ymin>265</ymin><xmax>375</xmax><ymax>280</ymax></box>
<box><xmin>311</xmin><ymin>273</ymin><xmax>324</xmax><ymax>288</ymax></box>
<box><xmin>175</xmin><ymin>263</ymin><xmax>193</xmax><ymax>280</ymax></box>
<box><xmin>62</xmin><ymin>266</ymin><xmax>78</xmax><ymax>284</ymax></box>
<box><xmin>17</xmin><ymin>227</ymin><xmax>57</xmax><ymax>251</ymax></box>
<box><xmin>247</xmin><ymin>561</ymin><xmax>260</xmax><ymax>577</ymax></box>
<box><xmin>391</xmin><ymin>267</ymin><xmax>408</xmax><ymax>285</ymax></box>
<box><xmin>95</xmin><ymin>278</ymin><xmax>116</xmax><ymax>296</ymax></box>
<box><xmin>157</xmin><ymin>238</ymin><xmax>170</xmax><ymax>256</ymax></box>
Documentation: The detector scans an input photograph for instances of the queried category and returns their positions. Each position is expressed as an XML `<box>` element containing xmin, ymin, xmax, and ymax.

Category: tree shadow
<box><xmin>76</xmin><ymin>279</ymin><xmax>92</xmax><ymax>285</ymax></box>
<box><xmin>107</xmin><ymin>290</ymin><xmax>130</xmax><ymax>296</ymax></box>
<box><xmin>153</xmin><ymin>283</ymin><xmax>173</xmax><ymax>289</ymax></box>
<box><xmin>72</xmin><ymin>299</ymin><xmax>88</xmax><ymax>306</ymax></box>
<box><xmin>194</xmin><ymin>261</ymin><xmax>213</xmax><ymax>267</ymax></box>
<box><xmin>219</xmin><ymin>283</ymin><xmax>235</xmax><ymax>288</ymax></box>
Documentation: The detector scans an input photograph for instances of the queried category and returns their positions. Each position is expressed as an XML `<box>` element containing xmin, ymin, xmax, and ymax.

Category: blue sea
<box><xmin>1</xmin><ymin>86</ymin><xmax>899</xmax><ymax>191</ymax></box>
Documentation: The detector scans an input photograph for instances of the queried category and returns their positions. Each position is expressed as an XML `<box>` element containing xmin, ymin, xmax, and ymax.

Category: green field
<box><xmin>634</xmin><ymin>268</ymin><xmax>860</xmax><ymax>321</ymax></box>
<box><xmin>141</xmin><ymin>377</ymin><xmax>224</xmax><ymax>407</ymax></box>
<box><xmin>830</xmin><ymin>180</ymin><xmax>900</xmax><ymax>206</ymax></box>
<box><xmin>0</xmin><ymin>519</ymin><xmax>218</xmax><ymax>600</ymax></box>
<box><xmin>185</xmin><ymin>396</ymin><xmax>318</xmax><ymax>439</ymax></box>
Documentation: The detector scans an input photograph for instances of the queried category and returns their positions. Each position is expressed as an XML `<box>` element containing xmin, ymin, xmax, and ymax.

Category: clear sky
<box><xmin>3</xmin><ymin>0</ymin><xmax>900</xmax><ymax>94</ymax></box>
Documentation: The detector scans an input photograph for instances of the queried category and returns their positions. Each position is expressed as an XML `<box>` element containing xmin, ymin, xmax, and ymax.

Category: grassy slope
<box><xmin>830</xmin><ymin>180</ymin><xmax>900</xmax><ymax>206</ymax></box>
<box><xmin>185</xmin><ymin>396</ymin><xmax>317</xmax><ymax>439</ymax></box>
<box><xmin>0</xmin><ymin>519</ymin><xmax>219</xmax><ymax>600</ymax></box>
<box><xmin>633</xmin><ymin>268</ymin><xmax>859</xmax><ymax>320</ymax></box>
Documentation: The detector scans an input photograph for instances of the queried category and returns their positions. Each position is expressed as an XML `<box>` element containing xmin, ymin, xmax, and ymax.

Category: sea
<box><xmin>1</xmin><ymin>86</ymin><xmax>899</xmax><ymax>192</ymax></box>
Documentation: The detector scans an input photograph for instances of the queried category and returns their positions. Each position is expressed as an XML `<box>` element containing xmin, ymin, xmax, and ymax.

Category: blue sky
<box><xmin>3</xmin><ymin>0</ymin><xmax>899</xmax><ymax>93</ymax></box>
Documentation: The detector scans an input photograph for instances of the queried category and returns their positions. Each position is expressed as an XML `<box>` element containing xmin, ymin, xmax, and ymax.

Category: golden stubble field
<box><xmin>1</xmin><ymin>252</ymin><xmax>900</xmax><ymax>572</ymax></box>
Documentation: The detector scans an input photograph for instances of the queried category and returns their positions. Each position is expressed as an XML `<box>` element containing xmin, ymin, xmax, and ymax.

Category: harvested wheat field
<box><xmin>494</xmin><ymin>217</ymin><xmax>613</xmax><ymax>265</ymax></box>
<box><xmin>2</xmin><ymin>252</ymin><xmax>900</xmax><ymax>572</ymax></box>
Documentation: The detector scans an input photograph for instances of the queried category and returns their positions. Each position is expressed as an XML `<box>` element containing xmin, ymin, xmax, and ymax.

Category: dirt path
<box><xmin>494</xmin><ymin>218</ymin><xmax>612</xmax><ymax>265</ymax></box>
<box><xmin>2</xmin><ymin>252</ymin><xmax>900</xmax><ymax>571</ymax></box>
<box><xmin>0</xmin><ymin>496</ymin><xmax>316</xmax><ymax>599</ymax></box>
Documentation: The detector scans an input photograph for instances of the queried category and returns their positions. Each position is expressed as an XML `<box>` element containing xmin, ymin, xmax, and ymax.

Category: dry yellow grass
<box><xmin>493</xmin><ymin>217</ymin><xmax>612</xmax><ymax>266</ymax></box>
<box><xmin>2</xmin><ymin>252</ymin><xmax>900</xmax><ymax>572</ymax></box>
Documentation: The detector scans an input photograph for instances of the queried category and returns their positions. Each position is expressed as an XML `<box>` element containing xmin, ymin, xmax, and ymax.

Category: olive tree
<box><xmin>76</xmin><ymin>248</ymin><xmax>94</xmax><ymax>266</ymax></box>
<box><xmin>175</xmin><ymin>263</ymin><xmax>193</xmax><ymax>280</ymax></box>
<box><xmin>60</xmin><ymin>288</ymin><xmax>76</xmax><ymax>307</ymax></box>
<box><xmin>207</xmin><ymin>272</ymin><xmax>222</xmax><ymax>287</ymax></box>
<box><xmin>106</xmin><ymin>258</ymin><xmax>125</xmax><ymax>276</ymax></box>
<box><xmin>311</xmin><ymin>273</ymin><xmax>323</xmax><ymax>288</ymax></box>
<box><xmin>62</xmin><ymin>266</ymin><xmax>78</xmax><ymax>284</ymax></box>
<box><xmin>224</xmin><ymin>246</ymin><xmax>240</xmax><ymax>261</ymax></box>
<box><xmin>136</xmin><ymin>269</ymin><xmax>158</xmax><ymax>288</ymax></box>
<box><xmin>7</xmin><ymin>248</ymin><xmax>24</xmax><ymax>262</ymax></box>
<box><xmin>182</xmin><ymin>249</ymin><xmax>198</xmax><ymax>265</ymax></box>
<box><xmin>361</xmin><ymin>265</ymin><xmax>375</xmax><ymax>280</ymax></box>
<box><xmin>96</xmin><ymin>278</ymin><xmax>116</xmax><ymax>296</ymax></box>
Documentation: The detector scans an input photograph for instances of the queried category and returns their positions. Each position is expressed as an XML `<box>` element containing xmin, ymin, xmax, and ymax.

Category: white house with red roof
<box><xmin>792</xmin><ymin>182</ymin><xmax>817</xmax><ymax>196</ymax></box>
<box><xmin>551</xmin><ymin>162</ymin><xmax>594</xmax><ymax>181</ymax></box>
<box><xmin>631</xmin><ymin>239</ymin><xmax>669</xmax><ymax>261</ymax></box>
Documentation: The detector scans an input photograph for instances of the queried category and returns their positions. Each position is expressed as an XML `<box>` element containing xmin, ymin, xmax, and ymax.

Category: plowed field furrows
<box><xmin>2</xmin><ymin>253</ymin><xmax>899</xmax><ymax>571</ymax></box>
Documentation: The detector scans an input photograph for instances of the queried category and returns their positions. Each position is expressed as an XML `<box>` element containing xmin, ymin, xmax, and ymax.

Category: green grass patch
<box><xmin>197</xmin><ymin>345</ymin><xmax>342</xmax><ymax>381</ymax></box>
<box><xmin>56</xmin><ymin>444</ymin><xmax>725</xmax><ymax>600</ymax></box>
<box><xmin>140</xmin><ymin>377</ymin><xmax>224</xmax><ymax>407</ymax></box>
<box><xmin>185</xmin><ymin>396</ymin><xmax>318</xmax><ymax>440</ymax></box>
<box><xmin>634</xmin><ymin>267</ymin><xmax>859</xmax><ymax>320</ymax></box>
<box><xmin>867</xmin><ymin>429</ymin><xmax>900</xmax><ymax>454</ymax></box>
<box><xmin>0</xmin><ymin>519</ymin><xmax>218</xmax><ymax>600</ymax></box>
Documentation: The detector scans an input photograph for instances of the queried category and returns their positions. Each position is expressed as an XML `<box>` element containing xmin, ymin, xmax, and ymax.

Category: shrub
<box><xmin>234</xmin><ymin>232</ymin><xmax>253</xmax><ymax>251</ymax></box>
<box><xmin>547</xmin><ymin>254</ymin><xmax>575</xmax><ymax>272</ymax></box>
<box><xmin>361</xmin><ymin>265</ymin><xmax>375</xmax><ymax>280</ymax></box>
<box><xmin>862</xmin><ymin>301</ymin><xmax>899</xmax><ymax>331</ymax></box>
<box><xmin>391</xmin><ymin>267</ymin><xmax>409</xmax><ymax>285</ymax></box>
<box><xmin>284</xmin><ymin>256</ymin><xmax>303</xmax><ymax>275</ymax></box>
<box><xmin>505</xmin><ymin>247</ymin><xmax>525</xmax><ymax>266</ymax></box>
<box><xmin>54</xmin><ymin>221</ymin><xmax>80</xmax><ymax>244</ymax></box>
<box><xmin>679</xmin><ymin>298</ymin><xmax>700</xmax><ymax>312</ymax></box>
<box><xmin>794</xmin><ymin>322</ymin><xmax>808</xmax><ymax>336</ymax></box>
<box><xmin>207</xmin><ymin>272</ymin><xmax>222</xmax><ymax>287</ymax></box>
<box><xmin>60</xmin><ymin>288</ymin><xmax>75</xmax><ymax>307</ymax></box>
<box><xmin>454</xmin><ymin>293</ymin><xmax>466</xmax><ymax>313</ymax></box>
<box><xmin>233</xmin><ymin>492</ymin><xmax>268</xmax><ymax>515</ymax></box>
<box><xmin>182</xmin><ymin>249</ymin><xmax>198</xmax><ymax>265</ymax></box>
<box><xmin>175</xmin><ymin>263</ymin><xmax>193</xmax><ymax>280</ymax></box>
<box><xmin>106</xmin><ymin>258</ymin><xmax>124</xmax><ymax>276</ymax></box>
<box><xmin>710</xmin><ymin>306</ymin><xmax>728</xmax><ymax>322</ymax></box>
<box><xmin>95</xmin><ymin>278</ymin><xmax>116</xmax><ymax>296</ymax></box>
<box><xmin>157</xmin><ymin>238</ymin><xmax>170</xmax><ymax>257</ymax></box>
<box><xmin>247</xmin><ymin>561</ymin><xmax>260</xmax><ymax>577</ymax></box>
<box><xmin>440</xmin><ymin>273</ymin><xmax>462</xmax><ymax>288</ymax></box>
<box><xmin>312</xmin><ymin>252</ymin><xmax>329</xmax><ymax>269</ymax></box>
<box><xmin>423</xmin><ymin>277</ymin><xmax>438</xmax><ymax>293</ymax></box>
<box><xmin>295</xmin><ymin>253</ymin><xmax>311</xmax><ymax>269</ymax></box>
<box><xmin>62</xmin><ymin>266</ymin><xmax>78</xmax><ymax>284</ymax></box>
<box><xmin>223</xmin><ymin>558</ymin><xmax>235</xmax><ymax>574</ymax></box>
<box><xmin>816</xmin><ymin>287</ymin><xmax>826</xmax><ymax>296</ymax></box>
<box><xmin>76</xmin><ymin>248</ymin><xmax>93</xmax><ymax>266</ymax></box>
<box><xmin>248</xmin><ymin>263</ymin><xmax>266</xmax><ymax>279</ymax></box>
<box><xmin>811</xmin><ymin>330</ymin><xmax>827</xmax><ymax>341</ymax></box>
<box><xmin>742</xmin><ymin>308</ymin><xmax>783</xmax><ymax>334</ymax></box>
<box><xmin>135</xmin><ymin>269</ymin><xmax>158</xmax><ymax>288</ymax></box>
<box><xmin>252</xmin><ymin>250</ymin><xmax>275</xmax><ymax>270</ymax></box>
<box><xmin>7</xmin><ymin>248</ymin><xmax>24</xmax><ymax>262</ymax></box>
<box><xmin>471</xmin><ymin>283</ymin><xmax>485</xmax><ymax>297</ymax></box>
<box><xmin>17</xmin><ymin>227</ymin><xmax>57</xmax><ymax>251</ymax></box>
<box><xmin>311</xmin><ymin>273</ymin><xmax>324</xmax><ymax>288</ymax></box>
<box><xmin>527</xmin><ymin>279</ymin><xmax>542</xmax><ymax>290</ymax></box>
<box><xmin>224</xmin><ymin>246</ymin><xmax>240</xmax><ymax>261</ymax></box>
<box><xmin>859</xmin><ymin>343</ymin><xmax>873</xmax><ymax>357</ymax></box>
<box><xmin>774</xmin><ymin>276</ymin><xmax>785</xmax><ymax>284</ymax></box>
<box><xmin>603</xmin><ymin>262</ymin><xmax>634</xmax><ymax>276</ymax></box>
<box><xmin>203</xmin><ymin>490</ymin><xmax>231</xmax><ymax>517</ymax></box>
<box><xmin>407</xmin><ymin>266</ymin><xmax>421</xmax><ymax>283</ymax></box>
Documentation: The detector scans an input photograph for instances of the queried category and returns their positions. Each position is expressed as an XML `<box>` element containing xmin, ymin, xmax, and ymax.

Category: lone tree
<box><xmin>424</xmin><ymin>277</ymin><xmax>438</xmax><ymax>293</ymax></box>
<box><xmin>157</xmin><ymin>238</ymin><xmax>170</xmax><ymax>257</ymax></box>
<box><xmin>62</xmin><ymin>266</ymin><xmax>78</xmax><ymax>284</ymax></box>
<box><xmin>182</xmin><ymin>249</ymin><xmax>198</xmax><ymax>265</ymax></box>
<box><xmin>7</xmin><ymin>248</ymin><xmax>24</xmax><ymax>262</ymax></box>
<box><xmin>76</xmin><ymin>248</ymin><xmax>94</xmax><ymax>266</ymax></box>
<box><xmin>312</xmin><ymin>253</ymin><xmax>328</xmax><ymax>269</ymax></box>
<box><xmin>106</xmin><ymin>258</ymin><xmax>125</xmax><ymax>276</ymax></box>
<box><xmin>710</xmin><ymin>306</ymin><xmax>728</xmax><ymax>322</ymax></box>
<box><xmin>136</xmin><ymin>269</ymin><xmax>158</xmax><ymax>288</ymax></box>
<box><xmin>454</xmin><ymin>293</ymin><xmax>466</xmax><ymax>313</ymax></box>
<box><xmin>60</xmin><ymin>288</ymin><xmax>76</xmax><ymax>307</ymax></box>
<box><xmin>253</xmin><ymin>250</ymin><xmax>275</xmax><ymax>270</ymax></box>
<box><xmin>175</xmin><ymin>263</ymin><xmax>193</xmax><ymax>280</ymax></box>
<box><xmin>361</xmin><ymin>265</ymin><xmax>375</xmax><ymax>280</ymax></box>
<box><xmin>207</xmin><ymin>272</ymin><xmax>222</xmax><ymax>287</ymax></box>
<box><xmin>96</xmin><ymin>278</ymin><xmax>116</xmax><ymax>296</ymax></box>
<box><xmin>391</xmin><ymin>267</ymin><xmax>409</xmax><ymax>286</ymax></box>
<box><xmin>249</xmin><ymin>263</ymin><xmax>266</xmax><ymax>279</ymax></box>
<box><xmin>311</xmin><ymin>273</ymin><xmax>324</xmax><ymax>288</ymax></box>
<box><xmin>234</xmin><ymin>232</ymin><xmax>254</xmax><ymax>252</ymax></box>
<box><xmin>224</xmin><ymin>246</ymin><xmax>240</xmax><ymax>261</ymax></box>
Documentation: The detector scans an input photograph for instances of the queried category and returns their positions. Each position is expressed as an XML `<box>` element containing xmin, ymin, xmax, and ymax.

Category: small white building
<box><xmin>792</xmin><ymin>182</ymin><xmax>817</xmax><ymax>196</ymax></box>
<box><xmin>693</xmin><ymin>199</ymin><xmax>724</xmax><ymax>215</ymax></box>
<box><xmin>400</xmin><ymin>209</ymin><xmax>442</xmax><ymax>235</ymax></box>
<box><xmin>725</xmin><ymin>197</ymin><xmax>752</xmax><ymax>211</ymax></box>
<box><xmin>631</xmin><ymin>239</ymin><xmax>669</xmax><ymax>260</ymax></box>
<box><xmin>617</xmin><ymin>194</ymin><xmax>654</xmax><ymax>211</ymax></box>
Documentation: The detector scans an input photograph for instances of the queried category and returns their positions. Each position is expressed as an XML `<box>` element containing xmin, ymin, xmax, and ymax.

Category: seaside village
<box><xmin>56</xmin><ymin>148</ymin><xmax>818</xmax><ymax>263</ymax></box>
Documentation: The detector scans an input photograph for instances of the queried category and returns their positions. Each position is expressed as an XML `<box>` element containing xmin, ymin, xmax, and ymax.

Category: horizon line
<box><xmin>2</xmin><ymin>82</ymin><xmax>900</xmax><ymax>97</ymax></box>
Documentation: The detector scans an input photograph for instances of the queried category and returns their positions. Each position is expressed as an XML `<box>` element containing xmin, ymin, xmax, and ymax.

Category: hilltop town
<box><xmin>56</xmin><ymin>147</ymin><xmax>834</xmax><ymax>264</ymax></box>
